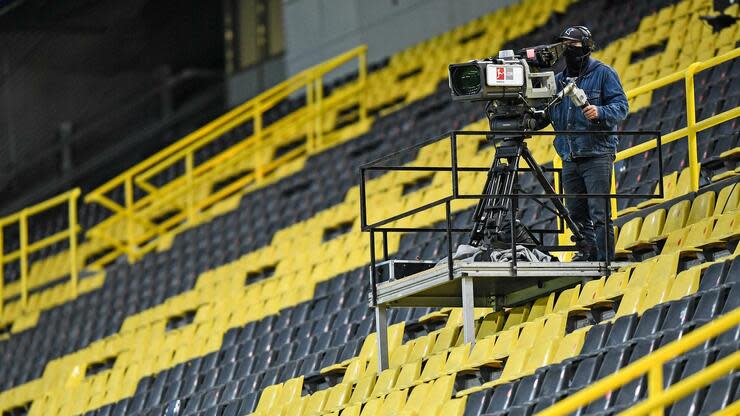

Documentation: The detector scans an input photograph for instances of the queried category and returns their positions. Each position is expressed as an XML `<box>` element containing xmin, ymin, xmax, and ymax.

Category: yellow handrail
<box><xmin>0</xmin><ymin>188</ymin><xmax>81</xmax><ymax>316</ymax></box>
<box><xmin>615</xmin><ymin>47</ymin><xmax>740</xmax><ymax>196</ymax></box>
<box><xmin>84</xmin><ymin>45</ymin><xmax>369</xmax><ymax>266</ymax></box>
<box><xmin>537</xmin><ymin>307</ymin><xmax>740</xmax><ymax>416</ymax></box>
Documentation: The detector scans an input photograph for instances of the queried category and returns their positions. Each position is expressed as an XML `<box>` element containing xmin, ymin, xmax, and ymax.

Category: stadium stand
<box><xmin>0</xmin><ymin>0</ymin><xmax>738</xmax><ymax>414</ymax></box>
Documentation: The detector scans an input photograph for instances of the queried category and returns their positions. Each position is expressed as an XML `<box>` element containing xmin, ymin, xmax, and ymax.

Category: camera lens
<box><xmin>451</xmin><ymin>65</ymin><xmax>481</xmax><ymax>96</ymax></box>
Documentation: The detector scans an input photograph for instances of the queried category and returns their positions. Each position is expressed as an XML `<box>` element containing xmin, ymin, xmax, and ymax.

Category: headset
<box><xmin>560</xmin><ymin>25</ymin><xmax>596</xmax><ymax>53</ymax></box>
<box><xmin>573</xmin><ymin>25</ymin><xmax>596</xmax><ymax>53</ymax></box>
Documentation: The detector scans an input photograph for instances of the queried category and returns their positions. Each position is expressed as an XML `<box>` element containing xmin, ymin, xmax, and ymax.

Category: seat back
<box><xmin>663</xmin><ymin>199</ymin><xmax>691</xmax><ymax>235</ymax></box>
<box><xmin>637</xmin><ymin>208</ymin><xmax>666</xmax><ymax>241</ymax></box>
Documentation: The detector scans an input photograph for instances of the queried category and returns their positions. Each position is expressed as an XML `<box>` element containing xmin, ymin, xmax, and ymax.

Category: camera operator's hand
<box><xmin>582</xmin><ymin>105</ymin><xmax>599</xmax><ymax>120</ymax></box>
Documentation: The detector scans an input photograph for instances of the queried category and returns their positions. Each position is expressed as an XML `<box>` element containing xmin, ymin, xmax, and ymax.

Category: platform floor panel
<box><xmin>375</xmin><ymin>260</ymin><xmax>630</xmax><ymax>308</ymax></box>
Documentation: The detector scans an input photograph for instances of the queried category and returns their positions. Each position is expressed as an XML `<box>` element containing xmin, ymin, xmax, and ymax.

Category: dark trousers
<box><xmin>562</xmin><ymin>155</ymin><xmax>615</xmax><ymax>261</ymax></box>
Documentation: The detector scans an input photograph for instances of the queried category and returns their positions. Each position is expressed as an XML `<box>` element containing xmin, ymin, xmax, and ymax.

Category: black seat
<box><xmin>463</xmin><ymin>390</ymin><xmax>491</xmax><ymax>416</ymax></box>
<box><xmin>699</xmin><ymin>373</ymin><xmax>738</xmax><ymax>415</ymax></box>
<box><xmin>612</xmin><ymin>338</ymin><xmax>660</xmax><ymax>411</ymax></box>
<box><xmin>568</xmin><ymin>355</ymin><xmax>603</xmax><ymax>393</ymax></box>
<box><xmin>484</xmin><ymin>382</ymin><xmax>518</xmax><ymax>414</ymax></box>
<box><xmin>632</xmin><ymin>304</ymin><xmax>667</xmax><ymax>339</ymax></box>
<box><xmin>579</xmin><ymin>323</ymin><xmax>611</xmax><ymax>356</ymax></box>
<box><xmin>698</xmin><ymin>260</ymin><xmax>728</xmax><ymax>291</ymax></box>
<box><xmin>539</xmin><ymin>362</ymin><xmax>573</xmax><ymax>400</ymax></box>
<box><xmin>668</xmin><ymin>350</ymin><xmax>715</xmax><ymax>416</ymax></box>
<box><xmin>604</xmin><ymin>314</ymin><xmax>638</xmax><ymax>348</ymax></box>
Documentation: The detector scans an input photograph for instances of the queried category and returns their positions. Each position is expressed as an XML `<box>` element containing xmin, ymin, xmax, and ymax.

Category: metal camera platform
<box><xmin>359</xmin><ymin>129</ymin><xmax>662</xmax><ymax>371</ymax></box>
<box><xmin>370</xmin><ymin>259</ymin><xmax>629</xmax><ymax>370</ymax></box>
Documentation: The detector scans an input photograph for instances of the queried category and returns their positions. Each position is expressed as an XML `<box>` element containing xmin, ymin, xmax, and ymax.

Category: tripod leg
<box><xmin>469</xmin><ymin>155</ymin><xmax>502</xmax><ymax>247</ymax></box>
<box><xmin>520</xmin><ymin>147</ymin><xmax>585</xmax><ymax>242</ymax></box>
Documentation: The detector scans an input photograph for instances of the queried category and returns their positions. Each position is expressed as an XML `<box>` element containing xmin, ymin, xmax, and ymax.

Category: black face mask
<box><xmin>564</xmin><ymin>45</ymin><xmax>589</xmax><ymax>76</ymax></box>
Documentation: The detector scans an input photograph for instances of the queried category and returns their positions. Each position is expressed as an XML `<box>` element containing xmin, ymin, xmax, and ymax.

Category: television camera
<box><xmin>447</xmin><ymin>43</ymin><xmax>589</xmax><ymax>252</ymax></box>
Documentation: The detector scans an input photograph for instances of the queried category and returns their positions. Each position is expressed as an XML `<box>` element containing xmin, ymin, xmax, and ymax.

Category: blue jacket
<box><xmin>548</xmin><ymin>58</ymin><xmax>629</xmax><ymax>161</ymax></box>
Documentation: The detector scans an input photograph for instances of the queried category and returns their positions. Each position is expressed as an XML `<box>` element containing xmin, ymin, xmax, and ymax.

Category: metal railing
<box><xmin>0</xmin><ymin>188</ymin><xmax>81</xmax><ymax>316</ymax></box>
<box><xmin>84</xmin><ymin>46</ymin><xmax>369</xmax><ymax>266</ymax></box>
<box><xmin>360</xmin><ymin>130</ymin><xmax>662</xmax><ymax>306</ymax></box>
<box><xmin>610</xmin><ymin>47</ymin><xmax>740</xmax><ymax>216</ymax></box>
<box><xmin>537</xmin><ymin>307</ymin><xmax>740</xmax><ymax>416</ymax></box>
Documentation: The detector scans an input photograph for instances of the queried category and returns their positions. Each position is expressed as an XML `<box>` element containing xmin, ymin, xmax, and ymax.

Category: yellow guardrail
<box><xmin>85</xmin><ymin>46</ymin><xmax>369</xmax><ymax>266</ymax></box>
<box><xmin>538</xmin><ymin>307</ymin><xmax>740</xmax><ymax>416</ymax></box>
<box><xmin>609</xmin><ymin>47</ymin><xmax>740</xmax><ymax>215</ymax></box>
<box><xmin>0</xmin><ymin>188</ymin><xmax>81</xmax><ymax>316</ymax></box>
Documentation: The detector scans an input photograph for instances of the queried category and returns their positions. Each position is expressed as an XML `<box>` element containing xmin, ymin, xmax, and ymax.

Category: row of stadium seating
<box><xmin>0</xmin><ymin>0</ymin><xmax>738</xmax><ymax>413</ymax></box>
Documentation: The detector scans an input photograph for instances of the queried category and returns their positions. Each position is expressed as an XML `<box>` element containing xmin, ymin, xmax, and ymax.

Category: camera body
<box><xmin>448</xmin><ymin>45</ymin><xmax>561</xmax><ymax>104</ymax></box>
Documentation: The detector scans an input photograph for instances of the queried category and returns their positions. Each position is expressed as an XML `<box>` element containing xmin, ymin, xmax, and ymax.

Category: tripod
<box><xmin>468</xmin><ymin>135</ymin><xmax>585</xmax><ymax>250</ymax></box>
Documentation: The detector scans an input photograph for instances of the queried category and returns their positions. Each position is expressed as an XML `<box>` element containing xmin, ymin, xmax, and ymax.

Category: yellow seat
<box><xmin>435</xmin><ymin>397</ymin><xmax>467</xmax><ymax>416</ymax></box>
<box><xmin>359</xmin><ymin>397</ymin><xmax>383</xmax><ymax>416</ymax></box>
<box><xmin>641</xmin><ymin>270</ymin><xmax>674</xmax><ymax>313</ymax></box>
<box><xmin>674</xmin><ymin>167</ymin><xmax>694</xmax><ymax>198</ymax></box>
<box><xmin>476</xmin><ymin>346</ymin><xmax>529</xmax><ymax>389</ymax></box>
<box><xmin>430</xmin><ymin>326</ymin><xmax>460</xmax><ymax>354</ymax></box>
<box><xmin>698</xmin><ymin>211</ymin><xmax>740</xmax><ymax>248</ymax></box>
<box><xmin>687</xmin><ymin>191</ymin><xmax>716</xmax><ymax>226</ymax></box>
<box><xmin>568</xmin><ymin>277</ymin><xmax>605</xmax><ymax>316</ymax></box>
<box><xmin>661</xmin><ymin>227</ymin><xmax>691</xmax><ymax>256</ymax></box>
<box><xmin>679</xmin><ymin>218</ymin><xmax>716</xmax><ymax>256</ymax></box>
<box><xmin>278</xmin><ymin>377</ymin><xmax>304</xmax><ymax>407</ymax></box>
<box><xmin>443</xmin><ymin>344</ymin><xmax>471</xmax><ymax>375</ymax></box>
<box><xmin>613</xmin><ymin>287</ymin><xmax>647</xmax><ymax>319</ymax></box>
<box><xmin>340</xmin><ymin>358</ymin><xmax>367</xmax><ymax>384</ymax></box>
<box><xmin>340</xmin><ymin>404</ymin><xmax>361</xmax><ymax>416</ymax></box>
<box><xmin>389</xmin><ymin>344</ymin><xmax>411</xmax><ymax>369</ymax></box>
<box><xmin>418</xmin><ymin>352</ymin><xmax>447</xmax><ymax>383</ymax></box>
<box><xmin>398</xmin><ymin>383</ymin><xmax>433</xmax><ymax>416</ymax></box>
<box><xmin>502</xmin><ymin>305</ymin><xmax>530</xmax><ymax>329</ymax></box>
<box><xmin>407</xmin><ymin>334</ymin><xmax>435</xmax><ymax>364</ymax></box>
<box><xmin>423</xmin><ymin>375</ymin><xmax>456</xmax><ymax>414</ymax></box>
<box><xmin>553</xmin><ymin>328</ymin><xmax>587</xmax><ymax>363</ymax></box>
<box><xmin>527</xmin><ymin>294</ymin><xmax>555</xmax><ymax>321</ymax></box>
<box><xmin>625</xmin><ymin>208</ymin><xmax>666</xmax><ymax>251</ymax></box>
<box><xmin>476</xmin><ymin>311</ymin><xmax>504</xmax><ymax>339</ymax></box>
<box><xmin>615</xmin><ymin>217</ymin><xmax>643</xmax><ymax>257</ymax></box>
<box><xmin>522</xmin><ymin>338</ymin><xmax>559</xmax><ymax>374</ymax></box>
<box><xmin>370</xmin><ymin>368</ymin><xmax>400</xmax><ymax>398</ymax></box>
<box><xmin>395</xmin><ymin>360</ymin><xmax>422</xmax><ymax>390</ymax></box>
<box><xmin>666</xmin><ymin>267</ymin><xmax>700</xmax><ymax>301</ymax></box>
<box><xmin>254</xmin><ymin>383</ymin><xmax>282</xmax><ymax>414</ymax></box>
<box><xmin>348</xmin><ymin>375</ymin><xmax>376</xmax><ymax>405</ymax></box>
<box><xmin>514</xmin><ymin>320</ymin><xmax>544</xmax><ymax>351</ymax></box>
<box><xmin>378</xmin><ymin>389</ymin><xmax>408</xmax><ymax>416</ymax></box>
<box><xmin>303</xmin><ymin>389</ymin><xmax>329</xmax><ymax>416</ymax></box>
<box><xmin>653</xmin><ymin>200</ymin><xmax>691</xmax><ymax>243</ymax></box>
<box><xmin>713</xmin><ymin>183</ymin><xmax>740</xmax><ymax>216</ymax></box>
<box><xmin>584</xmin><ymin>270</ymin><xmax>630</xmax><ymax>308</ymax></box>
<box><xmin>324</xmin><ymin>383</ymin><xmax>353</xmax><ymax>413</ymax></box>
<box><xmin>460</xmin><ymin>336</ymin><xmax>502</xmax><ymax>371</ymax></box>
<box><xmin>625</xmin><ymin>259</ymin><xmax>657</xmax><ymax>289</ymax></box>
<box><xmin>551</xmin><ymin>286</ymin><xmax>580</xmax><ymax>315</ymax></box>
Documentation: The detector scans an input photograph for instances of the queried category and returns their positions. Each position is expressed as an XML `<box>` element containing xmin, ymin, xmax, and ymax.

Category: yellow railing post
<box><xmin>306</xmin><ymin>81</ymin><xmax>315</xmax><ymax>153</ymax></box>
<box><xmin>647</xmin><ymin>364</ymin><xmax>664</xmax><ymax>416</ymax></box>
<box><xmin>0</xmin><ymin>222</ymin><xmax>4</xmax><ymax>316</ymax></box>
<box><xmin>186</xmin><ymin>153</ymin><xmax>196</xmax><ymax>223</ymax></box>
<box><xmin>255</xmin><ymin>109</ymin><xmax>264</xmax><ymax>182</ymax></box>
<box><xmin>124</xmin><ymin>175</ymin><xmax>136</xmax><ymax>263</ymax></box>
<box><xmin>610</xmin><ymin>167</ymin><xmax>618</xmax><ymax>219</ymax></box>
<box><xmin>315</xmin><ymin>76</ymin><xmax>323</xmax><ymax>152</ymax></box>
<box><xmin>358</xmin><ymin>48</ymin><xmax>368</xmax><ymax>124</ymax></box>
<box><xmin>684</xmin><ymin>62</ymin><xmax>701</xmax><ymax>192</ymax></box>
<box><xmin>68</xmin><ymin>190</ymin><xmax>79</xmax><ymax>297</ymax></box>
<box><xmin>19</xmin><ymin>210</ymin><xmax>28</xmax><ymax>309</ymax></box>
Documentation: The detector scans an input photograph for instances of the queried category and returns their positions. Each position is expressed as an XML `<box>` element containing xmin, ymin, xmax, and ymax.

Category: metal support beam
<box><xmin>375</xmin><ymin>304</ymin><xmax>389</xmax><ymax>372</ymax></box>
<box><xmin>461</xmin><ymin>275</ymin><xmax>476</xmax><ymax>345</ymax></box>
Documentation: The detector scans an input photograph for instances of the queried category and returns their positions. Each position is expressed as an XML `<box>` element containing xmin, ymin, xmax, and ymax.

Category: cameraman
<box><xmin>545</xmin><ymin>26</ymin><xmax>629</xmax><ymax>261</ymax></box>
